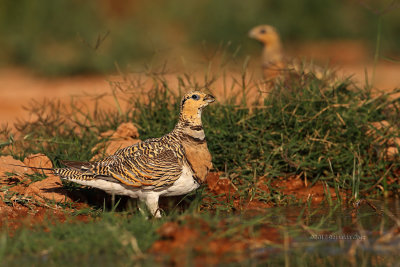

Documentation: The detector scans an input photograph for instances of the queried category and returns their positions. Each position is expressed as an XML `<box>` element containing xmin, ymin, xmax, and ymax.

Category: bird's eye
<box><xmin>259</xmin><ymin>29</ymin><xmax>266</xmax><ymax>34</ymax></box>
<box><xmin>191</xmin><ymin>94</ymin><xmax>200</xmax><ymax>100</ymax></box>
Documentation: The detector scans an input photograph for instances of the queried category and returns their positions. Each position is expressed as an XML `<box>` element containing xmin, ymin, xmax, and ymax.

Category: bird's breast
<box><xmin>182</xmin><ymin>141</ymin><xmax>212</xmax><ymax>184</ymax></box>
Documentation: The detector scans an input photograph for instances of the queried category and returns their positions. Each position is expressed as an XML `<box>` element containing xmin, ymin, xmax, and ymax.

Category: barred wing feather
<box><xmin>58</xmin><ymin>140</ymin><xmax>185</xmax><ymax>189</ymax></box>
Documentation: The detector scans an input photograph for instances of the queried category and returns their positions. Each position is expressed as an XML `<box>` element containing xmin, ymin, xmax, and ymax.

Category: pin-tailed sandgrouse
<box><xmin>54</xmin><ymin>91</ymin><xmax>215</xmax><ymax>217</ymax></box>
<box><xmin>249</xmin><ymin>24</ymin><xmax>333</xmax><ymax>82</ymax></box>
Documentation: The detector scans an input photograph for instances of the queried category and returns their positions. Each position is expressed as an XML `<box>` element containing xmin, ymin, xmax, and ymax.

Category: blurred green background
<box><xmin>0</xmin><ymin>0</ymin><xmax>399</xmax><ymax>76</ymax></box>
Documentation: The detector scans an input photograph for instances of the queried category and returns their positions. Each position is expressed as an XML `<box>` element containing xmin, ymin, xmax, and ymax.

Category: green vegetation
<box><xmin>1</xmin><ymin>212</ymin><xmax>161</xmax><ymax>266</ymax></box>
<box><xmin>1</xmin><ymin>201</ymin><xmax>399</xmax><ymax>265</ymax></box>
<box><xmin>1</xmin><ymin>58</ymin><xmax>399</xmax><ymax>264</ymax></box>
<box><xmin>0</xmin><ymin>0</ymin><xmax>399</xmax><ymax>75</ymax></box>
<box><xmin>5</xmin><ymin>60</ymin><xmax>400</xmax><ymax>201</ymax></box>
<box><xmin>1</xmin><ymin>1</ymin><xmax>399</xmax><ymax>263</ymax></box>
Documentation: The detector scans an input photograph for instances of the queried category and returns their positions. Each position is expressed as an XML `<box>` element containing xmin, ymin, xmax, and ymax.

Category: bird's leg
<box><xmin>141</xmin><ymin>194</ymin><xmax>161</xmax><ymax>218</ymax></box>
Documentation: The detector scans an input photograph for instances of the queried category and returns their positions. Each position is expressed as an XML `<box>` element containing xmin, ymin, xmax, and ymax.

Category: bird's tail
<box><xmin>7</xmin><ymin>163</ymin><xmax>94</xmax><ymax>181</ymax></box>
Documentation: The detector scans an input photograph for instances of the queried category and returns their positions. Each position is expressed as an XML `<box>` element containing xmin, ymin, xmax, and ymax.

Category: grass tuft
<box><xmin>0</xmin><ymin>58</ymin><xmax>399</xmax><ymax>265</ymax></box>
<box><xmin>2</xmin><ymin>59</ymin><xmax>400</xmax><ymax>200</ymax></box>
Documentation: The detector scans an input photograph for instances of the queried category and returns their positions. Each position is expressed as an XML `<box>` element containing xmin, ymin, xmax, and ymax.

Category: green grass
<box><xmin>3</xmin><ymin>59</ymin><xmax>400</xmax><ymax>200</ymax></box>
<box><xmin>1</xmin><ymin>212</ymin><xmax>161</xmax><ymax>266</ymax></box>
<box><xmin>1</xmin><ymin>59</ymin><xmax>400</xmax><ymax>264</ymax></box>
<box><xmin>1</xmin><ymin>200</ymin><xmax>399</xmax><ymax>266</ymax></box>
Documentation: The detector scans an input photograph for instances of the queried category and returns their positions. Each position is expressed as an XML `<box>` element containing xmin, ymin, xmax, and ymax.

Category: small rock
<box><xmin>92</xmin><ymin>122</ymin><xmax>141</xmax><ymax>160</ymax></box>
<box><xmin>25</xmin><ymin>175</ymin><xmax>71</xmax><ymax>203</ymax></box>
<box><xmin>385</xmin><ymin>146</ymin><xmax>399</xmax><ymax>161</ymax></box>
<box><xmin>369</xmin><ymin>120</ymin><xmax>391</xmax><ymax>131</ymax></box>
<box><xmin>101</xmin><ymin>122</ymin><xmax>140</xmax><ymax>140</ymax></box>
<box><xmin>0</xmin><ymin>155</ymin><xmax>33</xmax><ymax>177</ymax></box>
<box><xmin>206</xmin><ymin>172</ymin><xmax>237</xmax><ymax>195</ymax></box>
<box><xmin>103</xmin><ymin>139</ymin><xmax>141</xmax><ymax>156</ymax></box>
<box><xmin>388</xmin><ymin>137</ymin><xmax>400</xmax><ymax>147</ymax></box>
<box><xmin>23</xmin><ymin>153</ymin><xmax>53</xmax><ymax>173</ymax></box>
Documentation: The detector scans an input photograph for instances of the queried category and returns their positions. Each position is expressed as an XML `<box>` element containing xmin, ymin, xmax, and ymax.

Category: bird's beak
<box><xmin>204</xmin><ymin>94</ymin><xmax>215</xmax><ymax>103</ymax></box>
<box><xmin>248</xmin><ymin>30</ymin><xmax>257</xmax><ymax>39</ymax></box>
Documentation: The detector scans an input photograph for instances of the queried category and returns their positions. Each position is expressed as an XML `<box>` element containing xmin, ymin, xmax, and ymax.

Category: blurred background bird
<box><xmin>249</xmin><ymin>24</ymin><xmax>335</xmax><ymax>83</ymax></box>
<box><xmin>248</xmin><ymin>25</ymin><xmax>285</xmax><ymax>80</ymax></box>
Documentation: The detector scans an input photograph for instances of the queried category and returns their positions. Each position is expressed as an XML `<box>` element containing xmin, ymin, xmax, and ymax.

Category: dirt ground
<box><xmin>0</xmin><ymin>52</ymin><xmax>398</xmax><ymax>262</ymax></box>
<box><xmin>0</xmin><ymin>121</ymin><xmax>347</xmax><ymax>232</ymax></box>
<box><xmin>1</xmin><ymin>41</ymin><xmax>400</xmax><ymax>128</ymax></box>
<box><xmin>0</xmin><ymin>154</ymin><xmax>342</xmax><ymax>232</ymax></box>
<box><xmin>0</xmin><ymin>41</ymin><xmax>399</xmax><ymax>227</ymax></box>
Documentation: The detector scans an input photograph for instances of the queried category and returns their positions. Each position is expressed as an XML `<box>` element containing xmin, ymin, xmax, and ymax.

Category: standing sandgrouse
<box><xmin>248</xmin><ymin>24</ymin><xmax>333</xmax><ymax>82</ymax></box>
<box><xmin>54</xmin><ymin>91</ymin><xmax>215</xmax><ymax>217</ymax></box>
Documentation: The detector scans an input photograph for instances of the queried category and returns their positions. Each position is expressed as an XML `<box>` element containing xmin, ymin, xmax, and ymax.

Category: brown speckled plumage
<box><xmin>54</xmin><ymin>91</ymin><xmax>215</xmax><ymax>217</ymax></box>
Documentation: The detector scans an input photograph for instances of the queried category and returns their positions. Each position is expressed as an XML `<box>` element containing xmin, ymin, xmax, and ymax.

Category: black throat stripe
<box><xmin>190</xmin><ymin>125</ymin><xmax>203</xmax><ymax>131</ymax></box>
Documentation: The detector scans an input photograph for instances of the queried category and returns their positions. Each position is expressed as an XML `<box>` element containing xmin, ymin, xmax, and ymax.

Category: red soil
<box><xmin>0</xmin><ymin>44</ymin><xmax>398</xmax><ymax>261</ymax></box>
<box><xmin>150</xmin><ymin>217</ymin><xmax>283</xmax><ymax>266</ymax></box>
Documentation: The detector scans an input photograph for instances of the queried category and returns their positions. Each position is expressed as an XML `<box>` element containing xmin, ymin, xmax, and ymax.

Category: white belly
<box><xmin>161</xmin><ymin>165</ymin><xmax>200</xmax><ymax>196</ymax></box>
<box><xmin>63</xmin><ymin>165</ymin><xmax>199</xmax><ymax>199</ymax></box>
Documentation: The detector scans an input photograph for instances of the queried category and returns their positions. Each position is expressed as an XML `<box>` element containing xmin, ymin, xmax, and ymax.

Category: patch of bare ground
<box><xmin>0</xmin><ymin>124</ymin><xmax>143</xmax><ymax>232</ymax></box>
<box><xmin>0</xmin><ymin>202</ymin><xmax>90</xmax><ymax>236</ymax></box>
<box><xmin>150</xmin><ymin>217</ymin><xmax>283</xmax><ymax>266</ymax></box>
<box><xmin>270</xmin><ymin>175</ymin><xmax>346</xmax><ymax>203</ymax></box>
<box><xmin>1</xmin><ymin>44</ymin><xmax>400</xmax><ymax>128</ymax></box>
<box><xmin>204</xmin><ymin>172</ymin><xmax>345</xmax><ymax>211</ymax></box>
<box><xmin>204</xmin><ymin>172</ymin><xmax>272</xmax><ymax>212</ymax></box>
<box><xmin>0</xmin><ymin>154</ymin><xmax>91</xmax><ymax>233</ymax></box>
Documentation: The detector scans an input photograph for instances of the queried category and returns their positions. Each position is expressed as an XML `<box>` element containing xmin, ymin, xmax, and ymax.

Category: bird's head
<box><xmin>179</xmin><ymin>91</ymin><xmax>215</xmax><ymax>124</ymax></box>
<box><xmin>248</xmin><ymin>25</ymin><xmax>280</xmax><ymax>47</ymax></box>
